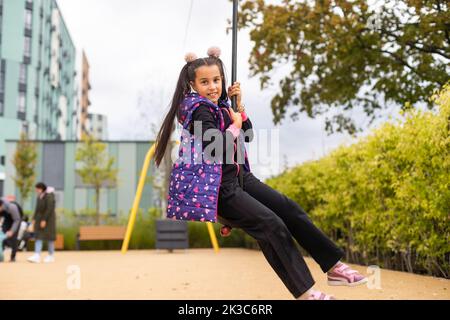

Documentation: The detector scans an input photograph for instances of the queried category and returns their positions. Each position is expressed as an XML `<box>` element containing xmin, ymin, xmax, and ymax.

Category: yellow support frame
<box><xmin>121</xmin><ymin>142</ymin><xmax>220</xmax><ymax>254</ymax></box>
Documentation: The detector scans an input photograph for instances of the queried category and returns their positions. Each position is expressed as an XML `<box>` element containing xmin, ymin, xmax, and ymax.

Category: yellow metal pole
<box><xmin>121</xmin><ymin>140</ymin><xmax>221</xmax><ymax>254</ymax></box>
<box><xmin>207</xmin><ymin>222</ymin><xmax>220</xmax><ymax>253</ymax></box>
<box><xmin>121</xmin><ymin>143</ymin><xmax>156</xmax><ymax>254</ymax></box>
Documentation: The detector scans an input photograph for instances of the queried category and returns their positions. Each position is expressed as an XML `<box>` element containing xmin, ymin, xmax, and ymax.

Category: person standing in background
<box><xmin>27</xmin><ymin>182</ymin><xmax>57</xmax><ymax>263</ymax></box>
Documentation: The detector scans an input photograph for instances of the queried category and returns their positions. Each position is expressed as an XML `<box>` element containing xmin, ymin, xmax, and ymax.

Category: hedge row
<box><xmin>266</xmin><ymin>85</ymin><xmax>450</xmax><ymax>278</ymax></box>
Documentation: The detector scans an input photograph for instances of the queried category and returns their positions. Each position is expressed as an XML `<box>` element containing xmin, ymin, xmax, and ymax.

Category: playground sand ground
<box><xmin>1</xmin><ymin>248</ymin><xmax>449</xmax><ymax>300</ymax></box>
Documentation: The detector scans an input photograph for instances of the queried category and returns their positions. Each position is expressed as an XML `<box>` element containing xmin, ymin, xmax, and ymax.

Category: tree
<box><xmin>75</xmin><ymin>136</ymin><xmax>117</xmax><ymax>225</ymax></box>
<box><xmin>12</xmin><ymin>132</ymin><xmax>37</xmax><ymax>203</ymax></box>
<box><xmin>235</xmin><ymin>0</ymin><xmax>450</xmax><ymax>134</ymax></box>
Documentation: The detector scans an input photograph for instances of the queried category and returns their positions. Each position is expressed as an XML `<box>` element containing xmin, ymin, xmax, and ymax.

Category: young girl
<box><xmin>154</xmin><ymin>47</ymin><xmax>367</xmax><ymax>300</ymax></box>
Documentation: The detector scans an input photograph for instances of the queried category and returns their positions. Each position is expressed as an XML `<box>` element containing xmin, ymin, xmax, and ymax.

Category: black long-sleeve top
<box><xmin>190</xmin><ymin>105</ymin><xmax>253</xmax><ymax>185</ymax></box>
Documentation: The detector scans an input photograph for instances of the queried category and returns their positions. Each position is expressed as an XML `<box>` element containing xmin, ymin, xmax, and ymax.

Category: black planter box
<box><xmin>155</xmin><ymin>219</ymin><xmax>189</xmax><ymax>251</ymax></box>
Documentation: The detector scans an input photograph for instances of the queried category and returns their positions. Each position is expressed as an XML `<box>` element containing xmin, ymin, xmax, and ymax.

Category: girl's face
<box><xmin>190</xmin><ymin>65</ymin><xmax>223</xmax><ymax>104</ymax></box>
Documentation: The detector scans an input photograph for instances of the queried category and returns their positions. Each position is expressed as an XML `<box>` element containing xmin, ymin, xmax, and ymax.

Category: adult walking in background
<box><xmin>27</xmin><ymin>182</ymin><xmax>57</xmax><ymax>263</ymax></box>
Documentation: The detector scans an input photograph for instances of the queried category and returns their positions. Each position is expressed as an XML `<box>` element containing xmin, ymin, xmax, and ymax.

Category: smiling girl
<box><xmin>154</xmin><ymin>47</ymin><xmax>367</xmax><ymax>300</ymax></box>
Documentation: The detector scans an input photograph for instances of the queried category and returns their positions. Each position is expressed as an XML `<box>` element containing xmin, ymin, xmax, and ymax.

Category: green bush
<box><xmin>267</xmin><ymin>84</ymin><xmax>450</xmax><ymax>278</ymax></box>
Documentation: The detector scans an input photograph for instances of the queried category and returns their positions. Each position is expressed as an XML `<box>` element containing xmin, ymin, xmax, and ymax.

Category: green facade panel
<box><xmin>0</xmin><ymin>117</ymin><xmax>21</xmax><ymax>173</ymax></box>
<box><xmin>117</xmin><ymin>143</ymin><xmax>136</xmax><ymax>216</ymax></box>
<box><xmin>107</xmin><ymin>143</ymin><xmax>118</xmax><ymax>215</ymax></box>
<box><xmin>63</xmin><ymin>142</ymin><xmax>75</xmax><ymax>210</ymax></box>
<box><xmin>3</xmin><ymin>60</ymin><xmax>19</xmax><ymax>118</ymax></box>
<box><xmin>135</xmin><ymin>142</ymin><xmax>154</xmax><ymax>212</ymax></box>
<box><xmin>2</xmin><ymin>0</ymin><xmax>24</xmax><ymax>60</ymax></box>
<box><xmin>87</xmin><ymin>188</ymin><xmax>95</xmax><ymax>211</ymax></box>
<box><xmin>74</xmin><ymin>188</ymin><xmax>87</xmax><ymax>212</ymax></box>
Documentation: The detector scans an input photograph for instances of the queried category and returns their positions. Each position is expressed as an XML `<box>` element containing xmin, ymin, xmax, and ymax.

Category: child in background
<box><xmin>17</xmin><ymin>216</ymin><xmax>32</xmax><ymax>251</ymax></box>
<box><xmin>0</xmin><ymin>224</ymin><xmax>6</xmax><ymax>262</ymax></box>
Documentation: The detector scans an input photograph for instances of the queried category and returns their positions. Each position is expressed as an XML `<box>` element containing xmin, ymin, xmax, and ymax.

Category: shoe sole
<box><xmin>327</xmin><ymin>278</ymin><xmax>368</xmax><ymax>287</ymax></box>
<box><xmin>27</xmin><ymin>259</ymin><xmax>40</xmax><ymax>263</ymax></box>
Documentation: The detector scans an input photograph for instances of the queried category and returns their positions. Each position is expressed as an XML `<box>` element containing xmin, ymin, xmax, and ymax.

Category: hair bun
<box><xmin>207</xmin><ymin>46</ymin><xmax>221</xmax><ymax>58</ymax></box>
<box><xmin>184</xmin><ymin>52</ymin><xmax>198</xmax><ymax>63</ymax></box>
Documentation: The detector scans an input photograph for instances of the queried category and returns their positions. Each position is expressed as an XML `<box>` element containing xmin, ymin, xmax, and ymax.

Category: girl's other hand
<box><xmin>229</xmin><ymin>108</ymin><xmax>242</xmax><ymax>129</ymax></box>
<box><xmin>228</xmin><ymin>82</ymin><xmax>242</xmax><ymax>107</ymax></box>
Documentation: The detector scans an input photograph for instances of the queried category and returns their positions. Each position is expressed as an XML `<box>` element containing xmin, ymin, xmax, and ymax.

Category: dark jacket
<box><xmin>33</xmin><ymin>188</ymin><xmax>56</xmax><ymax>241</ymax></box>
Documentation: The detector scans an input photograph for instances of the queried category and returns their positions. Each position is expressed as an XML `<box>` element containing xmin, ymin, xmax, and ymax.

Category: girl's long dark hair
<box><xmin>154</xmin><ymin>57</ymin><xmax>228</xmax><ymax>167</ymax></box>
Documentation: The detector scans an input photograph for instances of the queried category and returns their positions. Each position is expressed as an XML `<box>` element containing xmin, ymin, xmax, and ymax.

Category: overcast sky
<box><xmin>57</xmin><ymin>0</ymin><xmax>359</xmax><ymax>179</ymax></box>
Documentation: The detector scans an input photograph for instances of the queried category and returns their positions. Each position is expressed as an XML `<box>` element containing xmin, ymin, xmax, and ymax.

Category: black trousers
<box><xmin>217</xmin><ymin>171</ymin><xmax>344</xmax><ymax>298</ymax></box>
<box><xmin>2</xmin><ymin>232</ymin><xmax>19</xmax><ymax>261</ymax></box>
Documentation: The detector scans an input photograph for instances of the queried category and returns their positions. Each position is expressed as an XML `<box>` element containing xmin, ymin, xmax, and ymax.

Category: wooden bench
<box><xmin>76</xmin><ymin>226</ymin><xmax>126</xmax><ymax>250</ymax></box>
<box><xmin>55</xmin><ymin>234</ymin><xmax>64</xmax><ymax>250</ymax></box>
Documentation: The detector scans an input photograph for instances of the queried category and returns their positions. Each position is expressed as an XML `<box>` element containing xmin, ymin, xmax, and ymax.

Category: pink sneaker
<box><xmin>327</xmin><ymin>262</ymin><xmax>368</xmax><ymax>287</ymax></box>
<box><xmin>307</xmin><ymin>290</ymin><xmax>336</xmax><ymax>300</ymax></box>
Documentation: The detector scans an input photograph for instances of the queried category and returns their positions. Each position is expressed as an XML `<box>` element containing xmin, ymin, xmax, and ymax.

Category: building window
<box><xmin>19</xmin><ymin>64</ymin><xmax>27</xmax><ymax>84</ymax></box>
<box><xmin>18</xmin><ymin>91</ymin><xmax>26</xmax><ymax>114</ymax></box>
<box><xmin>24</xmin><ymin>36</ymin><xmax>31</xmax><ymax>58</ymax></box>
<box><xmin>25</xmin><ymin>7</ymin><xmax>32</xmax><ymax>30</ymax></box>
<box><xmin>23</xmin><ymin>4</ymin><xmax>32</xmax><ymax>63</ymax></box>
<box><xmin>22</xmin><ymin>122</ymin><xmax>29</xmax><ymax>134</ymax></box>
